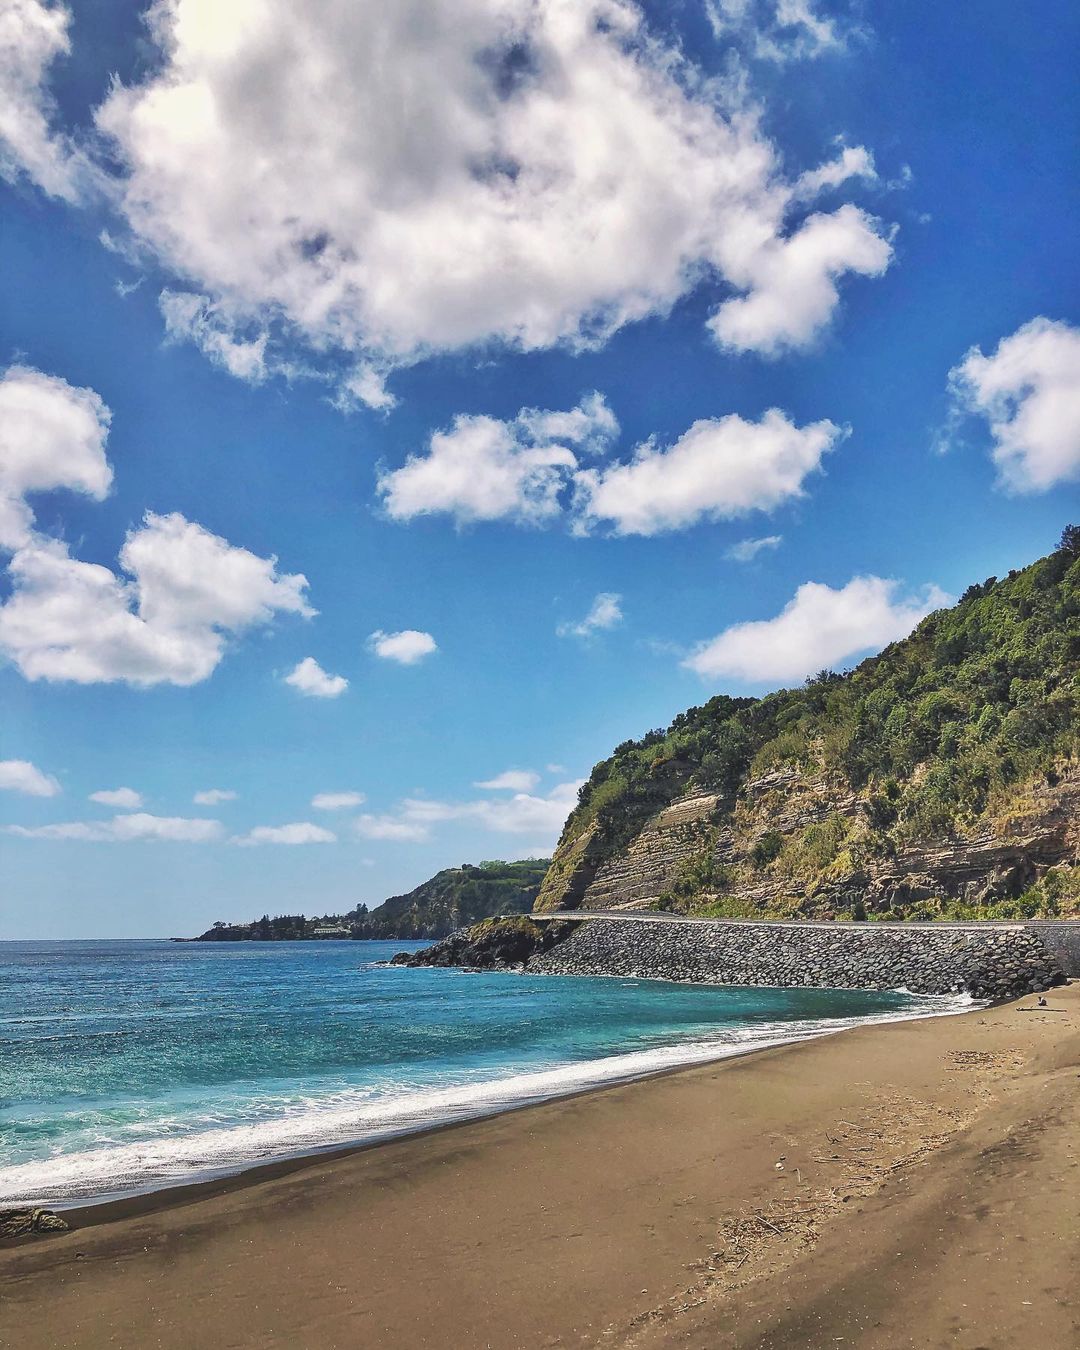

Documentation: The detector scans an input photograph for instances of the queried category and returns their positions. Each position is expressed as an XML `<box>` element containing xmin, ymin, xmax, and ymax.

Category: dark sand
<box><xmin>2</xmin><ymin>986</ymin><xmax>1077</xmax><ymax>1349</ymax></box>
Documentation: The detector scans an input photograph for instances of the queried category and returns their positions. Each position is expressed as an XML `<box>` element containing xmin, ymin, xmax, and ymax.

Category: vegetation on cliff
<box><xmin>194</xmin><ymin>858</ymin><xmax>549</xmax><ymax>941</ymax></box>
<box><xmin>537</xmin><ymin>533</ymin><xmax>1080</xmax><ymax>919</ymax></box>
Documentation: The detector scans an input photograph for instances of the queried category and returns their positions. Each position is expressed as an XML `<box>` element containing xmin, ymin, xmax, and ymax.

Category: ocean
<box><xmin>0</xmin><ymin>938</ymin><xmax>972</xmax><ymax>1207</ymax></box>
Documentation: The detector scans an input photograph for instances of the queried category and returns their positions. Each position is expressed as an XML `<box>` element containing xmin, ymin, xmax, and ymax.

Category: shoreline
<box><xmin>6</xmin><ymin>986</ymin><xmax>976</xmax><ymax>1217</ymax></box>
<box><xmin>3</xmin><ymin>985</ymin><xmax>1077</xmax><ymax>1349</ymax></box>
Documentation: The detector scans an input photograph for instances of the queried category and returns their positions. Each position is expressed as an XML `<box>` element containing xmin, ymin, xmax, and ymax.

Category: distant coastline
<box><xmin>188</xmin><ymin>857</ymin><xmax>549</xmax><ymax>941</ymax></box>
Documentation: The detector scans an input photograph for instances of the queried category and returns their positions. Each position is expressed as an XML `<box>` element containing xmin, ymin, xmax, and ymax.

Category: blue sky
<box><xmin>1</xmin><ymin>0</ymin><xmax>1078</xmax><ymax>938</ymax></box>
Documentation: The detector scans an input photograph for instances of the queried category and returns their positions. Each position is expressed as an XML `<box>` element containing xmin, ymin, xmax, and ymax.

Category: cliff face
<box><xmin>537</xmin><ymin>543</ymin><xmax>1080</xmax><ymax>921</ymax></box>
<box><xmin>538</xmin><ymin>765</ymin><xmax>1080</xmax><ymax>920</ymax></box>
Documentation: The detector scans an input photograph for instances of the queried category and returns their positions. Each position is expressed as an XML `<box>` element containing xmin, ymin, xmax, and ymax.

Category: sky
<box><xmin>1</xmin><ymin>0</ymin><xmax>1078</xmax><ymax>939</ymax></box>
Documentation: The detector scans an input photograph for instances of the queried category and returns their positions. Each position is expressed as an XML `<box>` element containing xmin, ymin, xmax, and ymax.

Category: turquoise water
<box><xmin>0</xmin><ymin>939</ymin><xmax>967</xmax><ymax>1206</ymax></box>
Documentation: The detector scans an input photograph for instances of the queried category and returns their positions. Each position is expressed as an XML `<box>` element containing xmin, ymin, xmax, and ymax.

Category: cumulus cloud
<box><xmin>0</xmin><ymin>364</ymin><xmax>112</xmax><ymax>550</ymax></box>
<box><xmin>0</xmin><ymin>758</ymin><xmax>60</xmax><ymax>796</ymax></box>
<box><xmin>193</xmin><ymin>788</ymin><xmax>236</xmax><ymax>805</ymax></box>
<box><xmin>312</xmin><ymin>791</ymin><xmax>366</xmax><ymax>811</ymax></box>
<box><xmin>0</xmin><ymin>365</ymin><xmax>312</xmax><ymax>687</ymax></box>
<box><xmin>369</xmin><ymin>630</ymin><xmax>437</xmax><ymax>665</ymax></box>
<box><xmin>378</xmin><ymin>394</ymin><xmax>615</xmax><ymax>526</ymax></box>
<box><xmin>383</xmin><ymin>401</ymin><xmax>837</xmax><ymax>534</ymax></box>
<box><xmin>0</xmin><ymin>0</ymin><xmax>94</xmax><ymax>201</ymax></box>
<box><xmin>707</xmin><ymin>205</ymin><xmax>892</xmax><ymax>355</ymax></box>
<box><xmin>948</xmin><ymin>317</ymin><xmax>1080</xmax><ymax>493</ymax></box>
<box><xmin>726</xmin><ymin>533</ymin><xmax>782</xmax><ymax>562</ymax></box>
<box><xmin>46</xmin><ymin>0</ymin><xmax>894</xmax><ymax>395</ymax></box>
<box><xmin>474</xmin><ymin>770</ymin><xmax>540</xmax><ymax>791</ymax></box>
<box><xmin>685</xmin><ymin>575</ymin><xmax>950</xmax><ymax>683</ymax></box>
<box><xmin>356</xmin><ymin>780</ymin><xmax>581</xmax><ymax>847</ymax></box>
<box><xmin>89</xmin><ymin>786</ymin><xmax>142</xmax><ymax>809</ymax></box>
<box><xmin>231</xmin><ymin>822</ymin><xmax>336</xmax><ymax>846</ymax></box>
<box><xmin>354</xmin><ymin>814</ymin><xmax>431</xmax><ymax>843</ymax></box>
<box><xmin>0</xmin><ymin>512</ymin><xmax>312</xmax><ymax>686</ymax></box>
<box><xmin>556</xmin><ymin>593</ymin><xmax>623</xmax><ymax>639</ymax></box>
<box><xmin>6</xmin><ymin>813</ymin><xmax>225</xmax><ymax>842</ymax></box>
<box><xmin>284</xmin><ymin>657</ymin><xmax>348</xmax><ymax>698</ymax></box>
<box><xmin>574</xmin><ymin>411</ymin><xmax>842</xmax><ymax>535</ymax></box>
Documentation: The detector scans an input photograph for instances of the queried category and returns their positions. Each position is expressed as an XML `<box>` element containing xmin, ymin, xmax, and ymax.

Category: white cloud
<box><xmin>77</xmin><ymin>0</ymin><xmax>890</xmax><ymax>392</ymax></box>
<box><xmin>89</xmin><ymin>787</ymin><xmax>143</xmax><ymax>809</ymax></box>
<box><xmin>705</xmin><ymin>0</ymin><xmax>851</xmax><ymax>63</ymax></box>
<box><xmin>354</xmin><ymin>814</ymin><xmax>431</xmax><ymax>843</ymax></box>
<box><xmin>685</xmin><ymin>575</ymin><xmax>950</xmax><ymax>683</ymax></box>
<box><xmin>948</xmin><ymin>317</ymin><xmax>1080</xmax><ymax>493</ymax></box>
<box><xmin>793</xmin><ymin>145</ymin><xmax>876</xmax><ymax>201</ymax></box>
<box><xmin>0</xmin><ymin>364</ymin><xmax>112</xmax><ymax>550</ymax></box>
<box><xmin>556</xmin><ymin>593</ymin><xmax>623</xmax><ymax>639</ymax></box>
<box><xmin>284</xmin><ymin>656</ymin><xmax>348</xmax><ymax>698</ymax></box>
<box><xmin>474</xmin><ymin>770</ymin><xmax>540</xmax><ymax>792</ymax></box>
<box><xmin>312</xmin><ymin>791</ymin><xmax>366</xmax><ymax>811</ymax></box>
<box><xmin>159</xmin><ymin>291</ymin><xmax>268</xmax><ymax>383</ymax></box>
<box><xmin>378</xmin><ymin>394</ymin><xmax>615</xmax><ymax>526</ymax></box>
<box><xmin>359</xmin><ymin>780</ymin><xmax>581</xmax><ymax>848</ymax></box>
<box><xmin>193</xmin><ymin>788</ymin><xmax>236</xmax><ymax>805</ymax></box>
<box><xmin>232</xmin><ymin>822</ymin><xmax>336</xmax><ymax>846</ymax></box>
<box><xmin>0</xmin><ymin>0</ymin><xmax>93</xmax><ymax>201</ymax></box>
<box><xmin>0</xmin><ymin>513</ymin><xmax>312</xmax><ymax>686</ymax></box>
<box><xmin>6</xmin><ymin>813</ymin><xmax>225</xmax><ymax>842</ymax></box>
<box><xmin>0</xmin><ymin>758</ymin><xmax>60</xmax><ymax>797</ymax></box>
<box><xmin>369</xmin><ymin>630</ymin><xmax>437</xmax><ymax>665</ymax></box>
<box><xmin>574</xmin><ymin>411</ymin><xmax>841</xmax><ymax>536</ymax></box>
<box><xmin>334</xmin><ymin>362</ymin><xmax>399</xmax><ymax>414</ymax></box>
<box><xmin>384</xmin><ymin>401</ymin><xmax>839</xmax><ymax>536</ymax></box>
<box><xmin>726</xmin><ymin>533</ymin><xmax>782</xmax><ymax>562</ymax></box>
<box><xmin>402</xmin><ymin>780</ymin><xmax>581</xmax><ymax>839</ymax></box>
<box><xmin>707</xmin><ymin>205</ymin><xmax>893</xmax><ymax>356</ymax></box>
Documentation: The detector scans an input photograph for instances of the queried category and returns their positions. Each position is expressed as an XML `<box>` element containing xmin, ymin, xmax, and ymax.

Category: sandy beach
<box><xmin>2</xmin><ymin>985</ymin><xmax>1077</xmax><ymax>1350</ymax></box>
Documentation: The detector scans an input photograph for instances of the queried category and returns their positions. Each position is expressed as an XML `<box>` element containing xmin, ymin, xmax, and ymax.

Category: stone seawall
<box><xmin>527</xmin><ymin>919</ymin><xmax>1066</xmax><ymax>999</ymax></box>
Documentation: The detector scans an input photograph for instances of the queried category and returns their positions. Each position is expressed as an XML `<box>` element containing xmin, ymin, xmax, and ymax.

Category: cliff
<box><xmin>193</xmin><ymin>858</ymin><xmax>549</xmax><ymax>941</ymax></box>
<box><xmin>536</xmin><ymin>537</ymin><xmax>1080</xmax><ymax>921</ymax></box>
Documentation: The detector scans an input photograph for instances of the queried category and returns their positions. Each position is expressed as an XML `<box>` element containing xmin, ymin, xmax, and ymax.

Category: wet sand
<box><xmin>1</xmin><ymin>986</ymin><xmax>1077</xmax><ymax>1349</ymax></box>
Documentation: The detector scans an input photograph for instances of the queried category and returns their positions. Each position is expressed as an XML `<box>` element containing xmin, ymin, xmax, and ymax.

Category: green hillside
<box><xmin>348</xmin><ymin>859</ymin><xmax>550</xmax><ymax>938</ymax></box>
<box><xmin>537</xmin><ymin>532</ymin><xmax>1080</xmax><ymax>920</ymax></box>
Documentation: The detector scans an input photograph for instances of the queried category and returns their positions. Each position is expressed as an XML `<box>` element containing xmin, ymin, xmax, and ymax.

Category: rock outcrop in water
<box><xmin>391</xmin><ymin>916</ymin><xmax>578</xmax><ymax>970</ymax></box>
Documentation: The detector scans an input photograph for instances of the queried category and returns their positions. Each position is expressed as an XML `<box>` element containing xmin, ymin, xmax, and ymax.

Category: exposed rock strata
<box><xmin>539</xmin><ymin>767</ymin><xmax>1080</xmax><ymax>918</ymax></box>
<box><xmin>581</xmin><ymin>792</ymin><xmax>723</xmax><ymax>909</ymax></box>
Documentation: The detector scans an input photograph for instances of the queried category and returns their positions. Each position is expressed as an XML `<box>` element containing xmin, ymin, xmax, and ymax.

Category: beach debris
<box><xmin>0</xmin><ymin>1208</ymin><xmax>70</xmax><ymax>1240</ymax></box>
